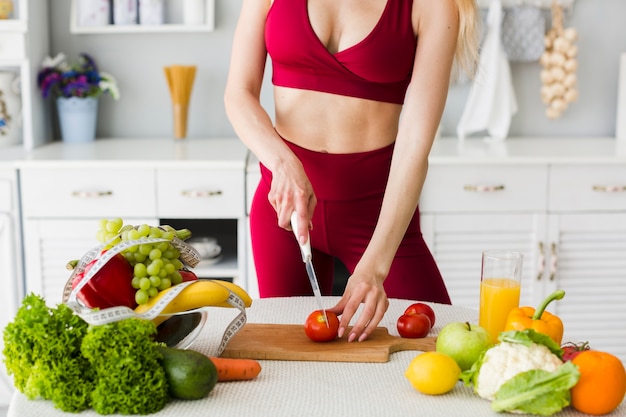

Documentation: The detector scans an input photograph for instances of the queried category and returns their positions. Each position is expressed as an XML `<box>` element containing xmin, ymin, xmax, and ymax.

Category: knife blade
<box><xmin>291</xmin><ymin>212</ymin><xmax>329</xmax><ymax>327</ymax></box>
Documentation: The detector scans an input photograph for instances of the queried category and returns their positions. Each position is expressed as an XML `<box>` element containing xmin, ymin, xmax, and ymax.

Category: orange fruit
<box><xmin>571</xmin><ymin>350</ymin><xmax>626</xmax><ymax>415</ymax></box>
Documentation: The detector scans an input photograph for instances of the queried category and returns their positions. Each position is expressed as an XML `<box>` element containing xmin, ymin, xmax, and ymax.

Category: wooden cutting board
<box><xmin>221</xmin><ymin>323</ymin><xmax>436</xmax><ymax>363</ymax></box>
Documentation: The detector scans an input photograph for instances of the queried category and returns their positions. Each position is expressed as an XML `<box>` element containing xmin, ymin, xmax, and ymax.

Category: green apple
<box><xmin>435</xmin><ymin>322</ymin><xmax>491</xmax><ymax>371</ymax></box>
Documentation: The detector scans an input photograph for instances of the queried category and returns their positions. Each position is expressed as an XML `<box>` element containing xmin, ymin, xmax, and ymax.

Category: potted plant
<box><xmin>37</xmin><ymin>53</ymin><xmax>119</xmax><ymax>143</ymax></box>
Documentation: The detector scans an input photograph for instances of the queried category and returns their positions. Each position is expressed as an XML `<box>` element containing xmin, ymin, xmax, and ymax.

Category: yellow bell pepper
<box><xmin>504</xmin><ymin>290</ymin><xmax>565</xmax><ymax>345</ymax></box>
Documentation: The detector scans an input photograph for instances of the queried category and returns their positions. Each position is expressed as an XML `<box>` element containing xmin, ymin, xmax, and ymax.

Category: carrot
<box><xmin>208</xmin><ymin>357</ymin><xmax>262</xmax><ymax>382</ymax></box>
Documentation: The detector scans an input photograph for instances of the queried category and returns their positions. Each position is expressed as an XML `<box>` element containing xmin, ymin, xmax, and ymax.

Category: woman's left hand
<box><xmin>326</xmin><ymin>271</ymin><xmax>389</xmax><ymax>342</ymax></box>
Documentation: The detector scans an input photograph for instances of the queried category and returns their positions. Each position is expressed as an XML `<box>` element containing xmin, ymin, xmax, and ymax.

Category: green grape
<box><xmin>139</xmin><ymin>277</ymin><xmax>151</xmax><ymax>291</ymax></box>
<box><xmin>149</xmin><ymin>227</ymin><xmax>163</xmax><ymax>239</ymax></box>
<box><xmin>135</xmin><ymin>289</ymin><xmax>149</xmax><ymax>305</ymax></box>
<box><xmin>96</xmin><ymin>229</ymin><xmax>107</xmax><ymax>243</ymax></box>
<box><xmin>158</xmin><ymin>268</ymin><xmax>168</xmax><ymax>279</ymax></box>
<box><xmin>131</xmin><ymin>276</ymin><xmax>141</xmax><ymax>289</ymax></box>
<box><xmin>137</xmin><ymin>224</ymin><xmax>151</xmax><ymax>237</ymax></box>
<box><xmin>127</xmin><ymin>229</ymin><xmax>141</xmax><ymax>241</ymax></box>
<box><xmin>164</xmin><ymin>262</ymin><xmax>175</xmax><ymax>274</ymax></box>
<box><xmin>106</xmin><ymin>218</ymin><xmax>123</xmax><ymax>233</ymax></box>
<box><xmin>161</xmin><ymin>231</ymin><xmax>174</xmax><ymax>241</ymax></box>
<box><xmin>148</xmin><ymin>287</ymin><xmax>159</xmax><ymax>298</ymax></box>
<box><xmin>146</xmin><ymin>259</ymin><xmax>162</xmax><ymax>276</ymax></box>
<box><xmin>171</xmin><ymin>270</ymin><xmax>182</xmax><ymax>285</ymax></box>
<box><xmin>98</xmin><ymin>218</ymin><xmax>108</xmax><ymax>231</ymax></box>
<box><xmin>162</xmin><ymin>248</ymin><xmax>177</xmax><ymax>259</ymax></box>
<box><xmin>158</xmin><ymin>278</ymin><xmax>172</xmax><ymax>290</ymax></box>
<box><xmin>133</xmin><ymin>252</ymin><xmax>147</xmax><ymax>263</ymax></box>
<box><xmin>171</xmin><ymin>259</ymin><xmax>183</xmax><ymax>270</ymax></box>
<box><xmin>149</xmin><ymin>275</ymin><xmax>161</xmax><ymax>288</ymax></box>
<box><xmin>149</xmin><ymin>248</ymin><xmax>162</xmax><ymax>260</ymax></box>
<box><xmin>138</xmin><ymin>243</ymin><xmax>153</xmax><ymax>256</ymax></box>
<box><xmin>134</xmin><ymin>263</ymin><xmax>147</xmax><ymax>278</ymax></box>
<box><xmin>105</xmin><ymin>233</ymin><xmax>121</xmax><ymax>244</ymax></box>
<box><xmin>124</xmin><ymin>252</ymin><xmax>135</xmax><ymax>264</ymax></box>
<box><xmin>156</xmin><ymin>242</ymin><xmax>170</xmax><ymax>252</ymax></box>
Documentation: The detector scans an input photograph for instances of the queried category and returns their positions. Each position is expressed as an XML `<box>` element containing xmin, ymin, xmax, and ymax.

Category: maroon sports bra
<box><xmin>265</xmin><ymin>0</ymin><xmax>417</xmax><ymax>104</ymax></box>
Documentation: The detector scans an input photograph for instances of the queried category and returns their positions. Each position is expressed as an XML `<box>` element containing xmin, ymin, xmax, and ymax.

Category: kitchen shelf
<box><xmin>70</xmin><ymin>0</ymin><xmax>215</xmax><ymax>34</ymax></box>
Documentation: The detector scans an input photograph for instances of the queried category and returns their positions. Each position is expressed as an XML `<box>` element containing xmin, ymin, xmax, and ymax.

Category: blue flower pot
<box><xmin>56</xmin><ymin>97</ymin><xmax>99</xmax><ymax>143</ymax></box>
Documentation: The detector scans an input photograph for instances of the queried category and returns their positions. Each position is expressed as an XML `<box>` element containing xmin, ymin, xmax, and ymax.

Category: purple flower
<box><xmin>37</xmin><ymin>52</ymin><xmax>119</xmax><ymax>99</ymax></box>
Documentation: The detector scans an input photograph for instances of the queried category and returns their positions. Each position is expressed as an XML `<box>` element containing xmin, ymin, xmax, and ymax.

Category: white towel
<box><xmin>457</xmin><ymin>0</ymin><xmax>517</xmax><ymax>141</ymax></box>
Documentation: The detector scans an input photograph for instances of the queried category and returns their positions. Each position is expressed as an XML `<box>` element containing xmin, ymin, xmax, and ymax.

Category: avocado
<box><xmin>157</xmin><ymin>346</ymin><xmax>218</xmax><ymax>400</ymax></box>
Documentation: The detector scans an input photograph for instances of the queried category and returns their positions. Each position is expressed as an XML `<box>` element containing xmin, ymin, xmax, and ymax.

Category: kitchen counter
<box><xmin>8</xmin><ymin>297</ymin><xmax>625</xmax><ymax>417</ymax></box>
<box><xmin>245</xmin><ymin>137</ymin><xmax>626</xmax><ymax>175</ymax></box>
<box><xmin>5</xmin><ymin>137</ymin><xmax>249</xmax><ymax>168</ymax></box>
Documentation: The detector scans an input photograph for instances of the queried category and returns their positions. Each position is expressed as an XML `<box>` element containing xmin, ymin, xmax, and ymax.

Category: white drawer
<box><xmin>20</xmin><ymin>168</ymin><xmax>157</xmax><ymax>218</ymax></box>
<box><xmin>549</xmin><ymin>165</ymin><xmax>626</xmax><ymax>211</ymax></box>
<box><xmin>0</xmin><ymin>33</ymin><xmax>25</xmax><ymax>60</ymax></box>
<box><xmin>420</xmin><ymin>164</ymin><xmax>548</xmax><ymax>212</ymax></box>
<box><xmin>157</xmin><ymin>168</ymin><xmax>245</xmax><ymax>218</ymax></box>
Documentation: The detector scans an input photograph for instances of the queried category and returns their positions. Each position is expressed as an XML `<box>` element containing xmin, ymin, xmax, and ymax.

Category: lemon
<box><xmin>404</xmin><ymin>351</ymin><xmax>461</xmax><ymax>395</ymax></box>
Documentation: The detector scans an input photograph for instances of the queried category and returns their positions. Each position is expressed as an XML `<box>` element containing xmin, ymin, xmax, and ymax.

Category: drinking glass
<box><xmin>479</xmin><ymin>250</ymin><xmax>524</xmax><ymax>344</ymax></box>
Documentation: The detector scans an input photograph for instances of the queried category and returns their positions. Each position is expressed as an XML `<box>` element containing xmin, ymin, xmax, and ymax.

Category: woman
<box><xmin>225</xmin><ymin>0</ymin><xmax>480</xmax><ymax>342</ymax></box>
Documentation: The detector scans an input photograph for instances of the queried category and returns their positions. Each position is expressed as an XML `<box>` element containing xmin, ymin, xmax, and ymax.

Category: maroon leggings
<box><xmin>249</xmin><ymin>139</ymin><xmax>451</xmax><ymax>304</ymax></box>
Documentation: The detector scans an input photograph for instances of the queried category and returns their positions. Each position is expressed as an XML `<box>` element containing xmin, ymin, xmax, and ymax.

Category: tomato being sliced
<box><xmin>304</xmin><ymin>310</ymin><xmax>340</xmax><ymax>342</ymax></box>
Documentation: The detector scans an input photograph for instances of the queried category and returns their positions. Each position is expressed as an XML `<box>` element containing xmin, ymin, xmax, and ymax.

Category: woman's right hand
<box><xmin>268</xmin><ymin>157</ymin><xmax>317</xmax><ymax>242</ymax></box>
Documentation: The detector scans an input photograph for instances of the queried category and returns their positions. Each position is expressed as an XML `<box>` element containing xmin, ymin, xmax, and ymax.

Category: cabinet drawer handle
<box><xmin>181</xmin><ymin>190</ymin><xmax>223</xmax><ymax>198</ymax></box>
<box><xmin>537</xmin><ymin>241</ymin><xmax>545</xmax><ymax>280</ymax></box>
<box><xmin>592</xmin><ymin>184</ymin><xmax>626</xmax><ymax>193</ymax></box>
<box><xmin>549</xmin><ymin>242</ymin><xmax>558</xmax><ymax>281</ymax></box>
<box><xmin>71</xmin><ymin>190</ymin><xmax>113</xmax><ymax>198</ymax></box>
<box><xmin>463</xmin><ymin>184</ymin><xmax>505</xmax><ymax>193</ymax></box>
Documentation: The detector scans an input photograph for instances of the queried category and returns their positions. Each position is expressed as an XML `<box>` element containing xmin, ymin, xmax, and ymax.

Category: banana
<box><xmin>134</xmin><ymin>279</ymin><xmax>252</xmax><ymax>327</ymax></box>
<box><xmin>212</xmin><ymin>280</ymin><xmax>254</xmax><ymax>307</ymax></box>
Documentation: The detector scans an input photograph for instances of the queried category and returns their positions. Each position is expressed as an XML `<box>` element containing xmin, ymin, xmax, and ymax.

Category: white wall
<box><xmin>47</xmin><ymin>0</ymin><xmax>626</xmax><ymax>140</ymax></box>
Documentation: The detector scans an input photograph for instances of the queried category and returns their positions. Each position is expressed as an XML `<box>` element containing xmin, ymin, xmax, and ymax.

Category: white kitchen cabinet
<box><xmin>18</xmin><ymin>138</ymin><xmax>250</xmax><ymax>304</ymax></box>
<box><xmin>20</xmin><ymin>165</ymin><xmax>159</xmax><ymax>304</ymax></box>
<box><xmin>543</xmin><ymin>164</ymin><xmax>626</xmax><ymax>361</ymax></box>
<box><xmin>420</xmin><ymin>164</ymin><xmax>549</xmax><ymax>310</ymax></box>
<box><xmin>545</xmin><ymin>213</ymin><xmax>626</xmax><ymax>359</ymax></box>
<box><xmin>420</xmin><ymin>151</ymin><xmax>626</xmax><ymax>363</ymax></box>
<box><xmin>156</xmin><ymin>165</ymin><xmax>247</xmax><ymax>286</ymax></box>
<box><xmin>420</xmin><ymin>212</ymin><xmax>547</xmax><ymax>310</ymax></box>
<box><xmin>0</xmin><ymin>168</ymin><xmax>22</xmax><ymax>407</ymax></box>
<box><xmin>0</xmin><ymin>0</ymin><xmax>50</xmax><ymax>150</ymax></box>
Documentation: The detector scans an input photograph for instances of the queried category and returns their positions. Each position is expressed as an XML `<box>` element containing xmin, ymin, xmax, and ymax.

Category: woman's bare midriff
<box><xmin>273</xmin><ymin>86</ymin><xmax>402</xmax><ymax>154</ymax></box>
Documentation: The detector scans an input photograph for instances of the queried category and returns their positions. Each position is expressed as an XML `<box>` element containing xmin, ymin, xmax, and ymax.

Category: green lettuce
<box><xmin>492</xmin><ymin>361</ymin><xmax>580</xmax><ymax>415</ymax></box>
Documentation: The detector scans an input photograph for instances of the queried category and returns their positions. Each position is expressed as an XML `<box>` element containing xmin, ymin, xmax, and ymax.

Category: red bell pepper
<box><xmin>71</xmin><ymin>252</ymin><xmax>137</xmax><ymax>309</ymax></box>
<box><xmin>179</xmin><ymin>269</ymin><xmax>199</xmax><ymax>283</ymax></box>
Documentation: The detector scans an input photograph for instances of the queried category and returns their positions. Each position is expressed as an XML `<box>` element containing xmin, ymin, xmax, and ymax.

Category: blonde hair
<box><xmin>451</xmin><ymin>0</ymin><xmax>481</xmax><ymax>82</ymax></box>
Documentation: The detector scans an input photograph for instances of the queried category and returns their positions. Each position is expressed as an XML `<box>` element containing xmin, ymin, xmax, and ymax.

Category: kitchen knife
<box><xmin>291</xmin><ymin>212</ymin><xmax>329</xmax><ymax>327</ymax></box>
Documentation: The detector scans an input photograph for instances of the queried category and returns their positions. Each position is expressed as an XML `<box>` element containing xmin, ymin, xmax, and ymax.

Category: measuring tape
<box><xmin>62</xmin><ymin>237</ymin><xmax>247</xmax><ymax>355</ymax></box>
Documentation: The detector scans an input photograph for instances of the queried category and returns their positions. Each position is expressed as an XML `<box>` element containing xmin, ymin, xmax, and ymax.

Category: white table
<box><xmin>8</xmin><ymin>297</ymin><xmax>626</xmax><ymax>417</ymax></box>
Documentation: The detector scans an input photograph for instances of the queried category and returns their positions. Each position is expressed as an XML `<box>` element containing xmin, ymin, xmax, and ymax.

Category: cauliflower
<box><xmin>475</xmin><ymin>340</ymin><xmax>563</xmax><ymax>400</ymax></box>
<box><xmin>461</xmin><ymin>329</ymin><xmax>581</xmax><ymax>416</ymax></box>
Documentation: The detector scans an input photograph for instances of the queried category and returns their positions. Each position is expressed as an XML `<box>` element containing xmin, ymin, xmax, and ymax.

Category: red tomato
<box><xmin>404</xmin><ymin>302</ymin><xmax>436</xmax><ymax>328</ymax></box>
<box><xmin>397</xmin><ymin>313</ymin><xmax>431</xmax><ymax>338</ymax></box>
<box><xmin>561</xmin><ymin>341</ymin><xmax>590</xmax><ymax>362</ymax></box>
<box><xmin>304</xmin><ymin>310</ymin><xmax>340</xmax><ymax>342</ymax></box>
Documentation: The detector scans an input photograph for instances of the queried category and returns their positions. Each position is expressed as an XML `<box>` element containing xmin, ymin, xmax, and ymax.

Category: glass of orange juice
<box><xmin>479</xmin><ymin>250</ymin><xmax>523</xmax><ymax>344</ymax></box>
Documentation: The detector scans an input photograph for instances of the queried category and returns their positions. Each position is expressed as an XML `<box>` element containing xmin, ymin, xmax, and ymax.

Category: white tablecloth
<box><xmin>8</xmin><ymin>297</ymin><xmax>626</xmax><ymax>417</ymax></box>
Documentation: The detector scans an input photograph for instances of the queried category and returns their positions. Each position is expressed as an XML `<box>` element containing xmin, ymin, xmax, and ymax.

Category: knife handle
<box><xmin>290</xmin><ymin>212</ymin><xmax>312</xmax><ymax>262</ymax></box>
